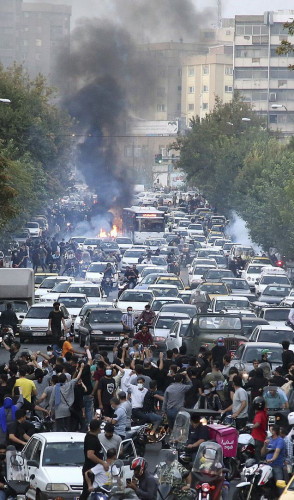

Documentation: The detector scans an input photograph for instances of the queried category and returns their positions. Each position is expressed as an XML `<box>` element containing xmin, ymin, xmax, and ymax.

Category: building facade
<box><xmin>181</xmin><ymin>46</ymin><xmax>233</xmax><ymax>125</ymax></box>
<box><xmin>234</xmin><ymin>11</ymin><xmax>294</xmax><ymax>136</ymax></box>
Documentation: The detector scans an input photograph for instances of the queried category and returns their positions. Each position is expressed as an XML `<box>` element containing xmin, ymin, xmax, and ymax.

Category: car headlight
<box><xmin>46</xmin><ymin>483</ymin><xmax>69</xmax><ymax>491</ymax></box>
<box><xmin>20</xmin><ymin>326</ymin><xmax>31</xmax><ymax>331</ymax></box>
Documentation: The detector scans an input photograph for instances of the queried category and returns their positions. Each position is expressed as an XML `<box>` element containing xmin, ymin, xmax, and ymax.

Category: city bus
<box><xmin>123</xmin><ymin>206</ymin><xmax>165</xmax><ymax>244</ymax></box>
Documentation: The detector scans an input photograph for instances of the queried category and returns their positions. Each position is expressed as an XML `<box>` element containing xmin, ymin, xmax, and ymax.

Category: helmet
<box><xmin>131</xmin><ymin>457</ymin><xmax>146</xmax><ymax>476</ymax></box>
<box><xmin>288</xmin><ymin>412</ymin><xmax>294</xmax><ymax>426</ymax></box>
<box><xmin>253</xmin><ymin>396</ymin><xmax>265</xmax><ymax>411</ymax></box>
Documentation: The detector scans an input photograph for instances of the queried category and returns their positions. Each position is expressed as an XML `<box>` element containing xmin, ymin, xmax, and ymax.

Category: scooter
<box><xmin>191</xmin><ymin>442</ymin><xmax>226</xmax><ymax>500</ymax></box>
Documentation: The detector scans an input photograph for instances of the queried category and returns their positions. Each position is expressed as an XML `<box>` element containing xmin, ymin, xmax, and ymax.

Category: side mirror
<box><xmin>27</xmin><ymin>460</ymin><xmax>39</xmax><ymax>468</ymax></box>
<box><xmin>19</xmin><ymin>314</ymin><xmax>25</xmax><ymax>319</ymax></box>
<box><xmin>170</xmin><ymin>333</ymin><xmax>176</xmax><ymax>338</ymax></box>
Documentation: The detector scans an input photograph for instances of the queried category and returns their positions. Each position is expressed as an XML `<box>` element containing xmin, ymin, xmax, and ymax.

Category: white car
<box><xmin>144</xmin><ymin>238</ymin><xmax>166</xmax><ymax>251</ymax></box>
<box><xmin>255</xmin><ymin>274</ymin><xmax>290</xmax><ymax>295</ymax></box>
<box><xmin>19</xmin><ymin>303</ymin><xmax>72</xmax><ymax>342</ymax></box>
<box><xmin>85</xmin><ymin>262</ymin><xmax>119</xmax><ymax>286</ymax></box>
<box><xmin>280</xmin><ymin>290</ymin><xmax>294</xmax><ymax>306</ymax></box>
<box><xmin>69</xmin><ymin>236</ymin><xmax>87</xmax><ymax>250</ymax></box>
<box><xmin>24</xmin><ymin>221</ymin><xmax>41</xmax><ymax>238</ymax></box>
<box><xmin>249</xmin><ymin>324</ymin><xmax>294</xmax><ymax>344</ymax></box>
<box><xmin>189</xmin><ymin>264</ymin><xmax>216</xmax><ymax>287</ymax></box>
<box><xmin>35</xmin><ymin>277</ymin><xmax>74</xmax><ymax>301</ymax></box>
<box><xmin>187</xmin><ymin>223</ymin><xmax>204</xmax><ymax>236</ymax></box>
<box><xmin>116</xmin><ymin>289</ymin><xmax>153</xmax><ymax>313</ymax></box>
<box><xmin>67</xmin><ymin>282</ymin><xmax>105</xmax><ymax>303</ymax></box>
<box><xmin>115</xmin><ymin>236</ymin><xmax>133</xmax><ymax>254</ymax></box>
<box><xmin>82</xmin><ymin>237</ymin><xmax>101</xmax><ymax>251</ymax></box>
<box><xmin>39</xmin><ymin>280</ymin><xmax>73</xmax><ymax>302</ymax></box>
<box><xmin>150</xmin><ymin>296</ymin><xmax>184</xmax><ymax>313</ymax></box>
<box><xmin>121</xmin><ymin>249</ymin><xmax>146</xmax><ymax>271</ymax></box>
<box><xmin>153</xmin><ymin>312</ymin><xmax>190</xmax><ymax>350</ymax></box>
<box><xmin>165</xmin><ymin>318</ymin><xmax>192</xmax><ymax>350</ymax></box>
<box><xmin>55</xmin><ymin>293</ymin><xmax>88</xmax><ymax>322</ymax></box>
<box><xmin>241</xmin><ymin>264</ymin><xmax>267</xmax><ymax>290</ymax></box>
<box><xmin>148</xmin><ymin>284</ymin><xmax>179</xmax><ymax>297</ymax></box>
<box><xmin>15</xmin><ymin>432</ymin><xmax>84</xmax><ymax>499</ymax></box>
<box><xmin>209</xmin><ymin>295</ymin><xmax>251</xmax><ymax>313</ymax></box>
<box><xmin>258</xmin><ymin>306</ymin><xmax>291</xmax><ymax>327</ymax></box>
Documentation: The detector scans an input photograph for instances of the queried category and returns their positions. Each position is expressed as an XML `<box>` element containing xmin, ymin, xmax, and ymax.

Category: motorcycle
<box><xmin>154</xmin><ymin>449</ymin><xmax>191</xmax><ymax>500</ymax></box>
<box><xmin>191</xmin><ymin>442</ymin><xmax>226</xmax><ymax>500</ymax></box>
<box><xmin>87</xmin><ymin>459</ymin><xmax>139</xmax><ymax>500</ymax></box>
<box><xmin>233</xmin><ymin>458</ymin><xmax>275</xmax><ymax>500</ymax></box>
<box><xmin>0</xmin><ymin>325</ymin><xmax>16</xmax><ymax>345</ymax></box>
<box><xmin>5</xmin><ymin>447</ymin><xmax>30</xmax><ymax>500</ymax></box>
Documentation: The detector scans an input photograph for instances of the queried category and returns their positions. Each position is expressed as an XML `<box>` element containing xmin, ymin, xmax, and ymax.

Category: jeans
<box><xmin>254</xmin><ymin>439</ymin><xmax>263</xmax><ymax>463</ymax></box>
<box><xmin>83</xmin><ymin>394</ymin><xmax>94</xmax><ymax>426</ymax></box>
<box><xmin>53</xmin><ymin>344</ymin><xmax>62</xmax><ymax>357</ymax></box>
<box><xmin>0</xmin><ymin>490</ymin><xmax>6</xmax><ymax>500</ymax></box>
<box><xmin>272</xmin><ymin>466</ymin><xmax>284</xmax><ymax>481</ymax></box>
<box><xmin>145</xmin><ymin>412</ymin><xmax>163</xmax><ymax>427</ymax></box>
<box><xmin>166</xmin><ymin>408</ymin><xmax>179</xmax><ymax>429</ymax></box>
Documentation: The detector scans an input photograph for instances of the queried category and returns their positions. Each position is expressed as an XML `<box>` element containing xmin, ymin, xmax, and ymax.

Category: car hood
<box><xmin>153</xmin><ymin>328</ymin><xmax>169</xmax><ymax>338</ymax></box>
<box><xmin>90</xmin><ymin>322</ymin><xmax>124</xmax><ymax>332</ymax></box>
<box><xmin>42</xmin><ymin>464</ymin><xmax>83</xmax><ymax>485</ymax></box>
<box><xmin>21</xmin><ymin>318</ymin><xmax>48</xmax><ymax>327</ymax></box>
<box><xmin>259</xmin><ymin>296</ymin><xmax>287</xmax><ymax>304</ymax></box>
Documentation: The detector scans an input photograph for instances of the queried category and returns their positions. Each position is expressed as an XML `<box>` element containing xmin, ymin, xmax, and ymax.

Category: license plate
<box><xmin>32</xmin><ymin>332</ymin><xmax>47</xmax><ymax>336</ymax></box>
<box><xmin>105</xmin><ymin>337</ymin><xmax>119</xmax><ymax>341</ymax></box>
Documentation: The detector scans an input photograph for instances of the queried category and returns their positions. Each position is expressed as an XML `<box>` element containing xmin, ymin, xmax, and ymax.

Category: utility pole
<box><xmin>217</xmin><ymin>0</ymin><xmax>222</xmax><ymax>28</ymax></box>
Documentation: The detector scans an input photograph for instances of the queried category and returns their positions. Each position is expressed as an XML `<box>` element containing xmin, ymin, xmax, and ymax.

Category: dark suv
<box><xmin>78</xmin><ymin>308</ymin><xmax>124</xmax><ymax>348</ymax></box>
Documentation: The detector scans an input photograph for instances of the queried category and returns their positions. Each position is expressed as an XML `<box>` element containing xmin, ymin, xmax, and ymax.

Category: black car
<box><xmin>78</xmin><ymin>308</ymin><xmax>124</xmax><ymax>348</ymax></box>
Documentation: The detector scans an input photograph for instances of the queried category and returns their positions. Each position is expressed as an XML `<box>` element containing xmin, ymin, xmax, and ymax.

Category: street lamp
<box><xmin>271</xmin><ymin>104</ymin><xmax>288</xmax><ymax>111</ymax></box>
<box><xmin>0</xmin><ymin>98</ymin><xmax>11</xmax><ymax>104</ymax></box>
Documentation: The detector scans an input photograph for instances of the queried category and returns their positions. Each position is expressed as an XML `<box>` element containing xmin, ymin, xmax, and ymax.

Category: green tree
<box><xmin>276</xmin><ymin>21</ymin><xmax>294</xmax><ymax>68</ymax></box>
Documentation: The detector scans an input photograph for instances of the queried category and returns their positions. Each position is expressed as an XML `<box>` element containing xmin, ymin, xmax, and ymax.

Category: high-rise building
<box><xmin>181</xmin><ymin>45</ymin><xmax>233</xmax><ymax>126</ymax></box>
<box><xmin>0</xmin><ymin>0</ymin><xmax>71</xmax><ymax>83</ymax></box>
<box><xmin>234</xmin><ymin>11</ymin><xmax>294</xmax><ymax>136</ymax></box>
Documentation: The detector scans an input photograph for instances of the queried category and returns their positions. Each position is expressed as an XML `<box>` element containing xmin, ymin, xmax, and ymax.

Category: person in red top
<box><xmin>251</xmin><ymin>396</ymin><xmax>267</xmax><ymax>462</ymax></box>
<box><xmin>134</xmin><ymin>325</ymin><xmax>154</xmax><ymax>347</ymax></box>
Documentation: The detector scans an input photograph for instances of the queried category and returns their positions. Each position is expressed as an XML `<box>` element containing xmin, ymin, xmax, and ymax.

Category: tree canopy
<box><xmin>173</xmin><ymin>95</ymin><xmax>294</xmax><ymax>256</ymax></box>
<box><xmin>0</xmin><ymin>64</ymin><xmax>73</xmax><ymax>235</ymax></box>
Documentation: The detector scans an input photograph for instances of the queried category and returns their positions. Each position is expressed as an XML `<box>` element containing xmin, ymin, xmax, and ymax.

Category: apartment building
<box><xmin>0</xmin><ymin>0</ymin><xmax>71</xmax><ymax>83</ymax></box>
<box><xmin>181</xmin><ymin>45</ymin><xmax>234</xmax><ymax>125</ymax></box>
<box><xmin>234</xmin><ymin>11</ymin><xmax>294</xmax><ymax>136</ymax></box>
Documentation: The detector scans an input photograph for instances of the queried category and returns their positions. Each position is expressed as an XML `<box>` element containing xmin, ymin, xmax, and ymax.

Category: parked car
<box><xmin>19</xmin><ymin>303</ymin><xmax>72</xmax><ymax>342</ymax></box>
<box><xmin>229</xmin><ymin>342</ymin><xmax>292</xmax><ymax>376</ymax></box>
<box><xmin>152</xmin><ymin>312</ymin><xmax>190</xmax><ymax>350</ymax></box>
<box><xmin>249</xmin><ymin>324</ymin><xmax>294</xmax><ymax>344</ymax></box>
<box><xmin>256</xmin><ymin>284</ymin><xmax>292</xmax><ymax>305</ymax></box>
<box><xmin>149</xmin><ymin>296</ymin><xmax>183</xmax><ymax>313</ymax></box>
<box><xmin>116</xmin><ymin>290</ymin><xmax>153</xmax><ymax>313</ymax></box>
<box><xmin>257</xmin><ymin>306</ymin><xmax>291</xmax><ymax>327</ymax></box>
<box><xmin>209</xmin><ymin>295</ymin><xmax>251</xmax><ymax>313</ymax></box>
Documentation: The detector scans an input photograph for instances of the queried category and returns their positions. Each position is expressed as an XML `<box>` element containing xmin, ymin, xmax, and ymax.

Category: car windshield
<box><xmin>151</xmin><ymin>257</ymin><xmax>167</xmax><ymax>266</ymax></box>
<box><xmin>223</xmin><ymin>243</ymin><xmax>233</xmax><ymax>250</ymax></box>
<box><xmin>243</xmin><ymin>346</ymin><xmax>282</xmax><ymax>363</ymax></box>
<box><xmin>156</xmin><ymin>278</ymin><xmax>183</xmax><ymax>289</ymax></box>
<box><xmin>124</xmin><ymin>251</ymin><xmax>143</xmax><ymax>258</ymax></box>
<box><xmin>189</xmin><ymin>224</ymin><xmax>202</xmax><ymax>230</ymax></box>
<box><xmin>43</xmin><ymin>442</ymin><xmax>84</xmax><ymax>466</ymax></box>
<box><xmin>161</xmin><ymin>305</ymin><xmax>196</xmax><ymax>317</ymax></box>
<box><xmin>100</xmin><ymin>242</ymin><xmax>119</xmax><ymax>250</ymax></box>
<box><xmin>145</xmin><ymin>239</ymin><xmax>165</xmax><ymax>246</ymax></box>
<box><xmin>193</xmin><ymin>236</ymin><xmax>206</xmax><ymax>242</ymax></box>
<box><xmin>116</xmin><ymin>238</ymin><xmax>132</xmax><ymax>244</ymax></box>
<box><xmin>84</xmin><ymin>239</ymin><xmax>100</xmax><ymax>246</ymax></box>
<box><xmin>26</xmin><ymin>222</ymin><xmax>38</xmax><ymax>228</ymax></box>
<box><xmin>198</xmin><ymin>316</ymin><xmax>242</xmax><ymax>330</ymax></box>
<box><xmin>119</xmin><ymin>291</ymin><xmax>153</xmax><ymax>302</ymax></box>
<box><xmin>263</xmin><ymin>309</ymin><xmax>290</xmax><ymax>321</ymax></box>
<box><xmin>206</xmin><ymin>270</ymin><xmax>234</xmax><ymax>279</ymax></box>
<box><xmin>26</xmin><ymin>307</ymin><xmax>52</xmax><ymax>319</ymax></box>
<box><xmin>89</xmin><ymin>310</ymin><xmax>122</xmax><ymax>323</ymax></box>
<box><xmin>193</xmin><ymin>266</ymin><xmax>213</xmax><ymax>275</ymax></box>
<box><xmin>263</xmin><ymin>286</ymin><xmax>291</xmax><ymax>296</ymax></box>
<box><xmin>261</xmin><ymin>276</ymin><xmax>289</xmax><ymax>284</ymax></box>
<box><xmin>223</xmin><ymin>279</ymin><xmax>250</xmax><ymax>291</ymax></box>
<box><xmin>152</xmin><ymin>299</ymin><xmax>180</xmax><ymax>310</ymax></box>
<box><xmin>150</xmin><ymin>287</ymin><xmax>178</xmax><ymax>297</ymax></box>
<box><xmin>88</xmin><ymin>263</ymin><xmax>109</xmax><ymax>273</ymax></box>
<box><xmin>52</xmin><ymin>282</ymin><xmax>71</xmax><ymax>292</ymax></box>
<box><xmin>0</xmin><ymin>302</ymin><xmax>28</xmax><ymax>313</ymax></box>
<box><xmin>258</xmin><ymin>330</ymin><xmax>294</xmax><ymax>343</ymax></box>
<box><xmin>199</xmin><ymin>284</ymin><xmax>228</xmax><ymax>294</ymax></box>
<box><xmin>59</xmin><ymin>297</ymin><xmax>87</xmax><ymax>308</ymax></box>
<box><xmin>215</xmin><ymin>299</ymin><xmax>249</xmax><ymax>311</ymax></box>
<box><xmin>39</xmin><ymin>278</ymin><xmax>58</xmax><ymax>289</ymax></box>
<box><xmin>35</xmin><ymin>275</ymin><xmax>49</xmax><ymax>285</ymax></box>
<box><xmin>247</xmin><ymin>266</ymin><xmax>264</xmax><ymax>274</ymax></box>
<box><xmin>211</xmin><ymin>256</ymin><xmax>226</xmax><ymax>265</ymax></box>
<box><xmin>141</xmin><ymin>274</ymin><xmax>162</xmax><ymax>284</ymax></box>
<box><xmin>68</xmin><ymin>287</ymin><xmax>101</xmax><ymax>297</ymax></box>
<box><xmin>156</xmin><ymin>317</ymin><xmax>182</xmax><ymax>329</ymax></box>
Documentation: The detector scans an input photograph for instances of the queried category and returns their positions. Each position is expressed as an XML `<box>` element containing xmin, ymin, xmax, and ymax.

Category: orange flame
<box><xmin>110</xmin><ymin>225</ymin><xmax>118</xmax><ymax>238</ymax></box>
<box><xmin>99</xmin><ymin>228</ymin><xmax>107</xmax><ymax>238</ymax></box>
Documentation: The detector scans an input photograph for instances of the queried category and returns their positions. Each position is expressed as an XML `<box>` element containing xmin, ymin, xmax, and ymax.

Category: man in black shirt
<box><xmin>0</xmin><ymin>303</ymin><xmax>18</xmax><ymax>334</ymax></box>
<box><xmin>142</xmin><ymin>380</ymin><xmax>163</xmax><ymax>428</ymax></box>
<box><xmin>97</xmin><ymin>368</ymin><xmax>116</xmax><ymax>417</ymax></box>
<box><xmin>187</xmin><ymin>413</ymin><xmax>210</xmax><ymax>458</ymax></box>
<box><xmin>81</xmin><ymin>419</ymin><xmax>108</xmax><ymax>500</ymax></box>
<box><xmin>282</xmin><ymin>340</ymin><xmax>294</xmax><ymax>375</ymax></box>
<box><xmin>48</xmin><ymin>302</ymin><xmax>68</xmax><ymax>356</ymax></box>
<box><xmin>7</xmin><ymin>409</ymin><xmax>30</xmax><ymax>450</ymax></box>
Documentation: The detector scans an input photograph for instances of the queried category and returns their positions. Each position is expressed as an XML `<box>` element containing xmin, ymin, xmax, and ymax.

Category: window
<box><xmin>177</xmin><ymin>103</ymin><xmax>181</xmax><ymax>111</ymax></box>
<box><xmin>157</xmin><ymin>104</ymin><xmax>165</xmax><ymax>112</ymax></box>
<box><xmin>177</xmin><ymin>85</ymin><xmax>182</xmax><ymax>91</ymax></box>
<box><xmin>225</xmin><ymin>66</ymin><xmax>233</xmax><ymax>75</ymax></box>
<box><xmin>271</xmin><ymin>67</ymin><xmax>294</xmax><ymax>79</ymax></box>
<box><xmin>203</xmin><ymin>66</ymin><xmax>209</xmax><ymax>75</ymax></box>
<box><xmin>188</xmin><ymin>68</ymin><xmax>195</xmax><ymax>77</ymax></box>
<box><xmin>203</xmin><ymin>85</ymin><xmax>209</xmax><ymax>92</ymax></box>
<box><xmin>203</xmin><ymin>103</ymin><xmax>208</xmax><ymax>110</ymax></box>
<box><xmin>236</xmin><ymin>24</ymin><xmax>268</xmax><ymax>36</ymax></box>
<box><xmin>235</xmin><ymin>68</ymin><xmax>268</xmax><ymax>80</ymax></box>
<box><xmin>188</xmin><ymin>86</ymin><xmax>195</xmax><ymax>94</ymax></box>
<box><xmin>269</xmin><ymin>114</ymin><xmax>277</xmax><ymax>124</ymax></box>
<box><xmin>35</xmin><ymin>39</ymin><xmax>42</xmax><ymax>47</ymax></box>
<box><xmin>225</xmin><ymin>86</ymin><xmax>233</xmax><ymax>93</ymax></box>
<box><xmin>188</xmin><ymin>103</ymin><xmax>194</xmax><ymax>111</ymax></box>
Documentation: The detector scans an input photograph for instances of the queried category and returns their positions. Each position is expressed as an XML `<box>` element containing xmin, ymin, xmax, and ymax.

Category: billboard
<box><xmin>170</xmin><ymin>171</ymin><xmax>186</xmax><ymax>187</ymax></box>
<box><xmin>128</xmin><ymin>120</ymin><xmax>178</xmax><ymax>136</ymax></box>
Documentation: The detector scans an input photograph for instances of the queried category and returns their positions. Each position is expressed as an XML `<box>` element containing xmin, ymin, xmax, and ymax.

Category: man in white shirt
<box><xmin>127</xmin><ymin>376</ymin><xmax>148</xmax><ymax>420</ymax></box>
<box><xmin>85</xmin><ymin>447</ymin><xmax>117</xmax><ymax>492</ymax></box>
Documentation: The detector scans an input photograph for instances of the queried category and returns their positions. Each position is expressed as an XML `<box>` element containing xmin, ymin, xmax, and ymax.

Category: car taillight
<box><xmin>202</xmin><ymin>484</ymin><xmax>211</xmax><ymax>493</ymax></box>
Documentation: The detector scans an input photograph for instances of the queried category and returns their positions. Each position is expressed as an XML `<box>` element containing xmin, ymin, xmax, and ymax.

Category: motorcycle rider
<box><xmin>186</xmin><ymin>413</ymin><xmax>210</xmax><ymax>458</ymax></box>
<box><xmin>123</xmin><ymin>265</ymin><xmax>138</xmax><ymax>289</ymax></box>
<box><xmin>127</xmin><ymin>457</ymin><xmax>158</xmax><ymax>500</ymax></box>
<box><xmin>134</xmin><ymin>325</ymin><xmax>155</xmax><ymax>347</ymax></box>
<box><xmin>155</xmin><ymin>450</ymin><xmax>192</xmax><ymax>498</ymax></box>
<box><xmin>135</xmin><ymin>305</ymin><xmax>156</xmax><ymax>327</ymax></box>
<box><xmin>251</xmin><ymin>396</ymin><xmax>267</xmax><ymax>463</ymax></box>
<box><xmin>0</xmin><ymin>303</ymin><xmax>18</xmax><ymax>334</ymax></box>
